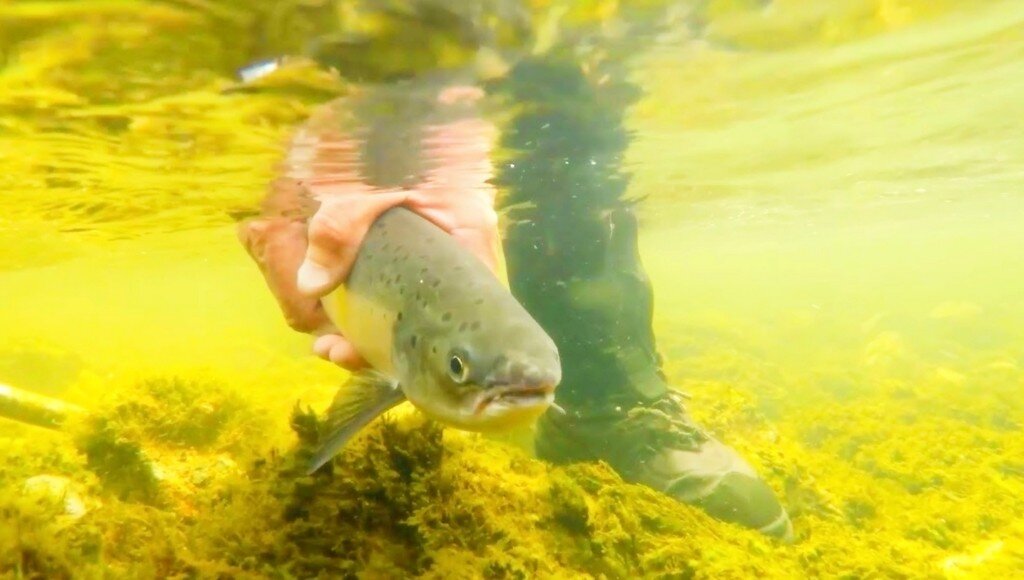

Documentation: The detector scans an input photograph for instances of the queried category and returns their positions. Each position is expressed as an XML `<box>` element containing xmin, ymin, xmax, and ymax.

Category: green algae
<box><xmin>80</xmin><ymin>377</ymin><xmax>259</xmax><ymax>451</ymax></box>
<box><xmin>2</xmin><ymin>347</ymin><xmax>1021</xmax><ymax>577</ymax></box>
<box><xmin>2</xmin><ymin>344</ymin><xmax>1015</xmax><ymax>577</ymax></box>
<box><xmin>64</xmin><ymin>376</ymin><xmax>270</xmax><ymax>507</ymax></box>
<box><xmin>0</xmin><ymin>380</ymin><xmax>782</xmax><ymax>578</ymax></box>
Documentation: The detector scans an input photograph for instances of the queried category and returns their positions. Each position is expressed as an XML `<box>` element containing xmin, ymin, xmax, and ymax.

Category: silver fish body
<box><xmin>308</xmin><ymin>207</ymin><xmax>561</xmax><ymax>472</ymax></box>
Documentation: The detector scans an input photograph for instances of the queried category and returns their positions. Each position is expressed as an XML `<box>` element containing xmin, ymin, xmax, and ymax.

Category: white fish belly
<box><xmin>322</xmin><ymin>284</ymin><xmax>396</xmax><ymax>376</ymax></box>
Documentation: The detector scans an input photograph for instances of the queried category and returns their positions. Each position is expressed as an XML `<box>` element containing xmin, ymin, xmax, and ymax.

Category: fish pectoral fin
<box><xmin>306</xmin><ymin>370</ymin><xmax>406</xmax><ymax>475</ymax></box>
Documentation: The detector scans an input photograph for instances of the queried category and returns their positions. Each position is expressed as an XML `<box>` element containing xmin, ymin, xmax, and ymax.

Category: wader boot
<box><xmin>496</xmin><ymin>57</ymin><xmax>791</xmax><ymax>539</ymax></box>
<box><xmin>507</xmin><ymin>207</ymin><xmax>793</xmax><ymax>540</ymax></box>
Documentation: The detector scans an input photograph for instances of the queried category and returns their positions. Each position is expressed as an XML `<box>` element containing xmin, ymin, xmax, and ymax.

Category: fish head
<box><xmin>395</xmin><ymin>310</ymin><xmax>561</xmax><ymax>432</ymax></box>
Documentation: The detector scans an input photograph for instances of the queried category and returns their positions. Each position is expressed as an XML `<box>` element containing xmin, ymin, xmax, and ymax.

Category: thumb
<box><xmin>297</xmin><ymin>191</ymin><xmax>409</xmax><ymax>297</ymax></box>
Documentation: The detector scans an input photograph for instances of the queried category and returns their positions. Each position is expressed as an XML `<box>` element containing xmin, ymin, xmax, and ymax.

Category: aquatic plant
<box><xmin>3</xmin><ymin>343</ymin><xmax>1020</xmax><ymax>578</ymax></box>
<box><xmin>0</xmin><ymin>380</ymin><xmax>781</xmax><ymax>578</ymax></box>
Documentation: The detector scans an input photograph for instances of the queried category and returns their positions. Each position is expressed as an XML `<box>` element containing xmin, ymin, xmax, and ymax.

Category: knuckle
<box><xmin>236</xmin><ymin>220</ymin><xmax>264</xmax><ymax>250</ymax></box>
<box><xmin>284</xmin><ymin>312</ymin><xmax>317</xmax><ymax>333</ymax></box>
<box><xmin>307</xmin><ymin>213</ymin><xmax>348</xmax><ymax>249</ymax></box>
<box><xmin>480</xmin><ymin>207</ymin><xmax>499</xmax><ymax>230</ymax></box>
<box><xmin>282</xmin><ymin>303</ymin><xmax>324</xmax><ymax>334</ymax></box>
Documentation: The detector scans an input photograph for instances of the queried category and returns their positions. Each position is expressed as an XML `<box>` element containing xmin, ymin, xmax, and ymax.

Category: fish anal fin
<box><xmin>306</xmin><ymin>370</ymin><xmax>405</xmax><ymax>475</ymax></box>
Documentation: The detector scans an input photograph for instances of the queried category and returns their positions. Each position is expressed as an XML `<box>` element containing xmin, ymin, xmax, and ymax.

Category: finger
<box><xmin>406</xmin><ymin>191</ymin><xmax>507</xmax><ymax>284</ymax></box>
<box><xmin>238</xmin><ymin>218</ymin><xmax>335</xmax><ymax>334</ymax></box>
<box><xmin>448</xmin><ymin>225</ymin><xmax>507</xmax><ymax>282</ymax></box>
<box><xmin>298</xmin><ymin>191</ymin><xmax>409</xmax><ymax>297</ymax></box>
<box><xmin>312</xmin><ymin>334</ymin><xmax>340</xmax><ymax>359</ymax></box>
<box><xmin>313</xmin><ymin>334</ymin><xmax>367</xmax><ymax>371</ymax></box>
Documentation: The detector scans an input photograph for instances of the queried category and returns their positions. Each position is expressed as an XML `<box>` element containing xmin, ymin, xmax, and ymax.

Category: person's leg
<box><xmin>494</xmin><ymin>58</ymin><xmax>793</xmax><ymax>540</ymax></box>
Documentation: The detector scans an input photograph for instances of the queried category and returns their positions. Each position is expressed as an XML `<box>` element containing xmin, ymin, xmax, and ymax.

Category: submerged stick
<box><xmin>0</xmin><ymin>382</ymin><xmax>86</xmax><ymax>430</ymax></box>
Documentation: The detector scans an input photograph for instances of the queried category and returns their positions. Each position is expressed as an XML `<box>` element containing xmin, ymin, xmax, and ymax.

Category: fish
<box><xmin>306</xmin><ymin>207</ymin><xmax>561</xmax><ymax>474</ymax></box>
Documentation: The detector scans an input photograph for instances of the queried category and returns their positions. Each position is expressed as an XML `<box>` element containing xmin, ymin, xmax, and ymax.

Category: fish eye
<box><xmin>448</xmin><ymin>353</ymin><xmax>469</xmax><ymax>383</ymax></box>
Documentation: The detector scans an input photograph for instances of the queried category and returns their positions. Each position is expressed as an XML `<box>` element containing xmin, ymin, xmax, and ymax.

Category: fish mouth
<box><xmin>473</xmin><ymin>382</ymin><xmax>556</xmax><ymax>415</ymax></box>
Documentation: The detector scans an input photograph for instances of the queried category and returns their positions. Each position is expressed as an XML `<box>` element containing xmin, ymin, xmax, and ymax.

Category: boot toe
<box><xmin>646</xmin><ymin>439</ymin><xmax>794</xmax><ymax>542</ymax></box>
<box><xmin>672</xmin><ymin>471</ymin><xmax>794</xmax><ymax>542</ymax></box>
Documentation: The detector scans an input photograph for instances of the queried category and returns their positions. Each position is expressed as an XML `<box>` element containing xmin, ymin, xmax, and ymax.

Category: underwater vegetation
<box><xmin>2</xmin><ymin>324</ymin><xmax>1023</xmax><ymax>579</ymax></box>
<box><xmin>1</xmin><ymin>375</ymin><xmax>774</xmax><ymax>578</ymax></box>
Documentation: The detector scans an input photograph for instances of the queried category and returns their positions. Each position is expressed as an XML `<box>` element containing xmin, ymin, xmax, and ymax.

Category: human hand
<box><xmin>239</xmin><ymin>188</ymin><xmax>502</xmax><ymax>370</ymax></box>
<box><xmin>239</xmin><ymin>90</ymin><xmax>501</xmax><ymax>371</ymax></box>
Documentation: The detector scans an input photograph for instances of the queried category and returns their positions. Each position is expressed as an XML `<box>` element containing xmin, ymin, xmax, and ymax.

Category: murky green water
<box><xmin>1</xmin><ymin>1</ymin><xmax>1022</xmax><ymax>576</ymax></box>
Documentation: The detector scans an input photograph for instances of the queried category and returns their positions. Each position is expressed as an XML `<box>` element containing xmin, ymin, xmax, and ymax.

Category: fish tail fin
<box><xmin>306</xmin><ymin>371</ymin><xmax>406</xmax><ymax>475</ymax></box>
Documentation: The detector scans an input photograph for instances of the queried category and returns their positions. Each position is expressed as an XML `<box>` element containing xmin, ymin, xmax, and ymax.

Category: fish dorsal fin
<box><xmin>306</xmin><ymin>370</ymin><xmax>406</xmax><ymax>475</ymax></box>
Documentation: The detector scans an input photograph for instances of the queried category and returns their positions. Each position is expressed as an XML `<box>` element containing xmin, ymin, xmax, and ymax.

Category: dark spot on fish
<box><xmin>420</xmin><ymin>267</ymin><xmax>428</xmax><ymax>274</ymax></box>
<box><xmin>410</xmin><ymin>335</ymin><xmax>417</xmax><ymax>348</ymax></box>
<box><xmin>470</xmin><ymin>321</ymin><xmax>480</xmax><ymax>331</ymax></box>
<box><xmin>431</xmin><ymin>279</ymin><xmax>440</xmax><ymax>288</ymax></box>
<box><xmin>397</xmin><ymin>312</ymin><xmax>403</xmax><ymax>321</ymax></box>
<box><xmin>458</xmin><ymin>322</ymin><xmax>467</xmax><ymax>332</ymax></box>
<box><xmin>432</xmin><ymin>346</ymin><xmax>437</xmax><ymax>354</ymax></box>
<box><xmin>441</xmin><ymin>312</ymin><xmax>452</xmax><ymax>322</ymax></box>
<box><xmin>395</xmin><ymin>274</ymin><xmax>401</xmax><ymax>283</ymax></box>
<box><xmin>475</xmin><ymin>298</ymin><xmax>484</xmax><ymax>305</ymax></box>
<box><xmin>382</xmin><ymin>243</ymin><xmax>390</xmax><ymax>251</ymax></box>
